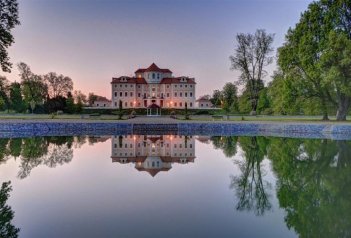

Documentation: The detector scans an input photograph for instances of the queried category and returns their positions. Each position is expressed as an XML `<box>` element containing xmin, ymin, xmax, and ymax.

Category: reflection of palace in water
<box><xmin>111</xmin><ymin>135</ymin><xmax>196</xmax><ymax>176</ymax></box>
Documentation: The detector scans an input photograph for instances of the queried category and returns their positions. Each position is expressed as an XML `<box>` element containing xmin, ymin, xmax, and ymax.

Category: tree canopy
<box><xmin>0</xmin><ymin>0</ymin><xmax>20</xmax><ymax>72</ymax></box>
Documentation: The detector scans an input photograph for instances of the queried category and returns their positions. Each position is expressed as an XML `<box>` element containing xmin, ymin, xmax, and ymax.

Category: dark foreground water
<box><xmin>0</xmin><ymin>135</ymin><xmax>350</xmax><ymax>238</ymax></box>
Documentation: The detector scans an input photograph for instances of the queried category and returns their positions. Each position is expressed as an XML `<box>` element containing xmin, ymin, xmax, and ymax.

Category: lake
<box><xmin>0</xmin><ymin>134</ymin><xmax>350</xmax><ymax>238</ymax></box>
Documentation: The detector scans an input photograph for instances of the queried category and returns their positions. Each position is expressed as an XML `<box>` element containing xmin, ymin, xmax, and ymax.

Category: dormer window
<box><xmin>152</xmin><ymin>73</ymin><xmax>155</xmax><ymax>79</ymax></box>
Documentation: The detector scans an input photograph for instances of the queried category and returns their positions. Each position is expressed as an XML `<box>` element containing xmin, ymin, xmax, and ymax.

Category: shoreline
<box><xmin>0</xmin><ymin>119</ymin><xmax>350</xmax><ymax>140</ymax></box>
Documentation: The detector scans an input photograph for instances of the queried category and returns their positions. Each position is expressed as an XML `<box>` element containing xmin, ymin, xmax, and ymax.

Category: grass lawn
<box><xmin>0</xmin><ymin>111</ymin><xmax>350</xmax><ymax>123</ymax></box>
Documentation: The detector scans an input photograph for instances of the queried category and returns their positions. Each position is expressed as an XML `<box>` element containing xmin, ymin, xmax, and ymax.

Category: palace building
<box><xmin>111</xmin><ymin>63</ymin><xmax>196</xmax><ymax>110</ymax></box>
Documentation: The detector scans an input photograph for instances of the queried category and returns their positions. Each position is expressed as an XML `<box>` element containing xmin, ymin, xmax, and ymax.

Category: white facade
<box><xmin>111</xmin><ymin>63</ymin><xmax>196</xmax><ymax>109</ymax></box>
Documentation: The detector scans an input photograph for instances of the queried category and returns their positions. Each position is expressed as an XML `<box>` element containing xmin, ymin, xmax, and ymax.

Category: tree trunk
<box><xmin>336</xmin><ymin>95</ymin><xmax>350</xmax><ymax>121</ymax></box>
<box><xmin>251</xmin><ymin>98</ymin><xmax>258</xmax><ymax>116</ymax></box>
<box><xmin>321</xmin><ymin>98</ymin><xmax>329</xmax><ymax>121</ymax></box>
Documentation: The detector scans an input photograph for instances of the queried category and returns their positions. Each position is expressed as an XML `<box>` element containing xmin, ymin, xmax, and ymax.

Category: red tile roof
<box><xmin>135</xmin><ymin>63</ymin><xmax>172</xmax><ymax>74</ymax></box>
<box><xmin>136</xmin><ymin>167</ymin><xmax>171</xmax><ymax>177</ymax></box>
<box><xmin>160</xmin><ymin>77</ymin><xmax>196</xmax><ymax>84</ymax></box>
<box><xmin>111</xmin><ymin>76</ymin><xmax>147</xmax><ymax>84</ymax></box>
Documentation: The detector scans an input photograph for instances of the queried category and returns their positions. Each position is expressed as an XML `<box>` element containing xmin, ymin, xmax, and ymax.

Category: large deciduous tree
<box><xmin>230</xmin><ymin>29</ymin><xmax>274</xmax><ymax>115</ymax></box>
<box><xmin>44</xmin><ymin>72</ymin><xmax>73</xmax><ymax>99</ymax></box>
<box><xmin>18</xmin><ymin>62</ymin><xmax>47</xmax><ymax>112</ymax></box>
<box><xmin>0</xmin><ymin>0</ymin><xmax>20</xmax><ymax>72</ymax></box>
<box><xmin>278</xmin><ymin>0</ymin><xmax>351</xmax><ymax>121</ymax></box>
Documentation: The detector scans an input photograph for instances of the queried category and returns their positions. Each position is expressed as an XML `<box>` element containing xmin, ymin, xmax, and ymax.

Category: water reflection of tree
<box><xmin>230</xmin><ymin>136</ymin><xmax>272</xmax><ymax>216</ymax></box>
<box><xmin>0</xmin><ymin>181</ymin><xmax>20</xmax><ymax>238</ymax></box>
<box><xmin>0</xmin><ymin>136</ymin><xmax>102</xmax><ymax>179</ymax></box>
<box><xmin>269</xmin><ymin>138</ymin><xmax>351</xmax><ymax>237</ymax></box>
<box><xmin>211</xmin><ymin>136</ymin><xmax>238</xmax><ymax>158</ymax></box>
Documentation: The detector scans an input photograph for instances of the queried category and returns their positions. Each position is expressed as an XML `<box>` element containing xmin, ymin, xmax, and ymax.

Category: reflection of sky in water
<box><xmin>0</xmin><ymin>136</ymin><xmax>295</xmax><ymax>238</ymax></box>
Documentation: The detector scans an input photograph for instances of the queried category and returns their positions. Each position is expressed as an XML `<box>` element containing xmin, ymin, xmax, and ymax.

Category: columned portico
<box><xmin>147</xmin><ymin>104</ymin><xmax>161</xmax><ymax>116</ymax></box>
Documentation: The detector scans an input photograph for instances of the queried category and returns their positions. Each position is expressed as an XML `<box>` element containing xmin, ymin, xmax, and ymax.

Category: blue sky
<box><xmin>6</xmin><ymin>0</ymin><xmax>312</xmax><ymax>97</ymax></box>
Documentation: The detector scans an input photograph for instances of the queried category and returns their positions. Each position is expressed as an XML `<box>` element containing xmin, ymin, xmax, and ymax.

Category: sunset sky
<box><xmin>6</xmin><ymin>0</ymin><xmax>311</xmax><ymax>97</ymax></box>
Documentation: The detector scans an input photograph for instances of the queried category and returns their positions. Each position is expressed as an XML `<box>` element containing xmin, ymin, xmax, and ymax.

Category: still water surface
<box><xmin>0</xmin><ymin>135</ymin><xmax>350</xmax><ymax>238</ymax></box>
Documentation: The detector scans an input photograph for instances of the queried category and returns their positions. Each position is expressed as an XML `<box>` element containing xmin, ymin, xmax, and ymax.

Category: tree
<box><xmin>0</xmin><ymin>0</ymin><xmax>20</xmax><ymax>72</ymax></box>
<box><xmin>222</xmin><ymin>82</ymin><xmax>238</xmax><ymax>117</ymax></box>
<box><xmin>18</xmin><ymin>63</ymin><xmax>47</xmax><ymax>112</ymax></box>
<box><xmin>210</xmin><ymin>90</ymin><xmax>222</xmax><ymax>108</ymax></box>
<box><xmin>321</xmin><ymin>31</ymin><xmax>351</xmax><ymax>121</ymax></box>
<box><xmin>44</xmin><ymin>72</ymin><xmax>73</xmax><ymax>99</ymax></box>
<box><xmin>230</xmin><ymin>29</ymin><xmax>274</xmax><ymax>115</ymax></box>
<box><xmin>0</xmin><ymin>76</ymin><xmax>10</xmax><ymax>111</ymax></box>
<box><xmin>9</xmin><ymin>82</ymin><xmax>26</xmax><ymax>113</ymax></box>
<box><xmin>278</xmin><ymin>0</ymin><xmax>351</xmax><ymax>121</ymax></box>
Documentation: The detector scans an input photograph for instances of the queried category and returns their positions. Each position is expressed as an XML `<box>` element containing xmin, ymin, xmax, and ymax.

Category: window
<box><xmin>190</xmin><ymin>85</ymin><xmax>193</xmax><ymax>88</ymax></box>
<box><xmin>115</xmin><ymin>102</ymin><xmax>117</xmax><ymax>106</ymax></box>
<box><xmin>174</xmin><ymin>102</ymin><xmax>177</xmax><ymax>107</ymax></box>
<box><xmin>175</xmin><ymin>85</ymin><xmax>177</xmax><ymax>88</ymax></box>
<box><xmin>152</xmin><ymin>73</ymin><xmax>155</xmax><ymax>79</ymax></box>
<box><xmin>180</xmin><ymin>92</ymin><xmax>183</xmax><ymax>97</ymax></box>
<box><xmin>190</xmin><ymin>102</ymin><xmax>193</xmax><ymax>107</ymax></box>
<box><xmin>138</xmin><ymin>93</ymin><xmax>141</xmax><ymax>97</ymax></box>
<box><xmin>114</xmin><ymin>92</ymin><xmax>117</xmax><ymax>97</ymax></box>
<box><xmin>96</xmin><ymin>103</ymin><xmax>99</xmax><ymax>106</ymax></box>
<box><xmin>167</xmin><ymin>85</ymin><xmax>170</xmax><ymax>88</ymax></box>
<box><xmin>120</xmin><ymin>92</ymin><xmax>122</xmax><ymax>97</ymax></box>
<box><xmin>125</xmin><ymin>92</ymin><xmax>128</xmax><ymax>97</ymax></box>
<box><xmin>174</xmin><ymin>92</ymin><xmax>177</xmax><ymax>97</ymax></box>
<box><xmin>125</xmin><ymin>84</ymin><xmax>127</xmax><ymax>88</ymax></box>
<box><xmin>180</xmin><ymin>85</ymin><xmax>182</xmax><ymax>88</ymax></box>
<box><xmin>125</xmin><ymin>102</ymin><xmax>127</xmax><ymax>107</ymax></box>
<box><xmin>185</xmin><ymin>92</ymin><xmax>188</xmax><ymax>97</ymax></box>
<box><xmin>185</xmin><ymin>85</ymin><xmax>187</xmax><ymax>88</ymax></box>
<box><xmin>130</xmin><ymin>102</ymin><xmax>133</xmax><ymax>107</ymax></box>
<box><xmin>130</xmin><ymin>92</ymin><xmax>133</xmax><ymax>97</ymax></box>
<box><xmin>120</xmin><ymin>84</ymin><xmax>122</xmax><ymax>87</ymax></box>
<box><xmin>114</xmin><ymin>85</ymin><xmax>117</xmax><ymax>88</ymax></box>
<box><xmin>157</xmin><ymin>73</ymin><xmax>160</xmax><ymax>79</ymax></box>
<box><xmin>130</xmin><ymin>85</ymin><xmax>133</xmax><ymax>88</ymax></box>
<box><xmin>180</xmin><ymin>102</ymin><xmax>182</xmax><ymax>107</ymax></box>
<box><xmin>174</xmin><ymin>144</ymin><xmax>177</xmax><ymax>148</ymax></box>
<box><xmin>138</xmin><ymin>85</ymin><xmax>141</xmax><ymax>88</ymax></box>
<box><xmin>166</xmin><ymin>93</ymin><xmax>169</xmax><ymax>97</ymax></box>
<box><xmin>190</xmin><ymin>92</ymin><xmax>193</xmax><ymax>97</ymax></box>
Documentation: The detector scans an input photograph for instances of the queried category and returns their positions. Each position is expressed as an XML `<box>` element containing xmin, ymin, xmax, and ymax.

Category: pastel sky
<box><xmin>5</xmin><ymin>0</ymin><xmax>311</xmax><ymax>98</ymax></box>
